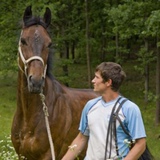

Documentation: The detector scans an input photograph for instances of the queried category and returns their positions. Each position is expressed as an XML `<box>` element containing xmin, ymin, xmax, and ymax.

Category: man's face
<box><xmin>91</xmin><ymin>71</ymin><xmax>108</xmax><ymax>94</ymax></box>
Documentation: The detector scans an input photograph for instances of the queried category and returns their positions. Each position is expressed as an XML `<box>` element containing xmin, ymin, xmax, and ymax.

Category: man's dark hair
<box><xmin>95</xmin><ymin>62</ymin><xmax>126</xmax><ymax>91</ymax></box>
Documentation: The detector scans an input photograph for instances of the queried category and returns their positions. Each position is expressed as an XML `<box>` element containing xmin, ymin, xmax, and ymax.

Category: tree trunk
<box><xmin>85</xmin><ymin>0</ymin><xmax>91</xmax><ymax>88</ymax></box>
<box><xmin>100</xmin><ymin>24</ymin><xmax>106</xmax><ymax>61</ymax></box>
<box><xmin>156</xmin><ymin>35</ymin><xmax>160</xmax><ymax>125</ymax></box>
<box><xmin>144</xmin><ymin>39</ymin><xmax>149</xmax><ymax>105</ymax></box>
<box><xmin>59</xmin><ymin>26</ymin><xmax>69</xmax><ymax>86</ymax></box>
<box><xmin>115</xmin><ymin>32</ymin><xmax>119</xmax><ymax>62</ymax></box>
<box><xmin>71</xmin><ymin>41</ymin><xmax>75</xmax><ymax>60</ymax></box>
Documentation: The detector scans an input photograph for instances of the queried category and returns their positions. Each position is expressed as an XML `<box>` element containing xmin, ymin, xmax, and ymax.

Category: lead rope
<box><xmin>39</xmin><ymin>92</ymin><xmax>55</xmax><ymax>160</ymax></box>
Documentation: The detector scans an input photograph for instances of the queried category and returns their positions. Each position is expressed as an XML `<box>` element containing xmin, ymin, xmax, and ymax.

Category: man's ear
<box><xmin>105</xmin><ymin>79</ymin><xmax>112</xmax><ymax>87</ymax></box>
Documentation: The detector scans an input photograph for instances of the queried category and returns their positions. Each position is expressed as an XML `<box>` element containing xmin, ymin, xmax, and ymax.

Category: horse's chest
<box><xmin>20</xmin><ymin>131</ymin><xmax>37</xmax><ymax>149</ymax></box>
<box><xmin>19</xmin><ymin>129</ymin><xmax>48</xmax><ymax>158</ymax></box>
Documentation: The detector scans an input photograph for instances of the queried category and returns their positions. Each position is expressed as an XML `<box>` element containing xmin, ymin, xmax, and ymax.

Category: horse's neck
<box><xmin>17</xmin><ymin>72</ymin><xmax>67</xmax><ymax>119</ymax></box>
<box><xmin>17</xmin><ymin>72</ymin><xmax>43</xmax><ymax>119</ymax></box>
<box><xmin>17</xmin><ymin>73</ymin><xmax>59</xmax><ymax>111</ymax></box>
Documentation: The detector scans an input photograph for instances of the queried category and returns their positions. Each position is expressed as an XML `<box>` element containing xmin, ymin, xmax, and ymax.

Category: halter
<box><xmin>18</xmin><ymin>31</ymin><xmax>47</xmax><ymax>78</ymax></box>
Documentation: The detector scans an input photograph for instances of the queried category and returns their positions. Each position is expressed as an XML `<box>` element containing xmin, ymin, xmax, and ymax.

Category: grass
<box><xmin>0</xmin><ymin>60</ymin><xmax>160</xmax><ymax>159</ymax></box>
<box><xmin>0</xmin><ymin>73</ymin><xmax>16</xmax><ymax>137</ymax></box>
<box><xmin>0</xmin><ymin>73</ymin><xmax>18</xmax><ymax>159</ymax></box>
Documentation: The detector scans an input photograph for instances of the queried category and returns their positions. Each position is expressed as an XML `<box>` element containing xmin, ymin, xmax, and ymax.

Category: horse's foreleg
<box><xmin>39</xmin><ymin>149</ymin><xmax>53</xmax><ymax>160</ymax></box>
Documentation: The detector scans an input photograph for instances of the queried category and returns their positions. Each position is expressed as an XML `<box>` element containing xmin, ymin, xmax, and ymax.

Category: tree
<box><xmin>85</xmin><ymin>0</ymin><xmax>92</xmax><ymax>87</ymax></box>
<box><xmin>146</xmin><ymin>9</ymin><xmax>160</xmax><ymax>125</ymax></box>
<box><xmin>108</xmin><ymin>1</ymin><xmax>158</xmax><ymax>106</ymax></box>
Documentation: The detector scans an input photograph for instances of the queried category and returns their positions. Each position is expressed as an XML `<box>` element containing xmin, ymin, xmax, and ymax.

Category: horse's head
<box><xmin>18</xmin><ymin>6</ymin><xmax>52</xmax><ymax>93</ymax></box>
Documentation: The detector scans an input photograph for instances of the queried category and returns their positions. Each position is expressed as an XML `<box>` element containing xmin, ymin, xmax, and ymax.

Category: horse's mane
<box><xmin>47</xmin><ymin>49</ymin><xmax>54</xmax><ymax>80</ymax></box>
<box><xmin>23</xmin><ymin>16</ymin><xmax>47</xmax><ymax>29</ymax></box>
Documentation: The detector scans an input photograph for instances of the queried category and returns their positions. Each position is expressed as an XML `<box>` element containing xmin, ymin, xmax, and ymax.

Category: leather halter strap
<box><xmin>104</xmin><ymin>97</ymin><xmax>123</xmax><ymax>159</ymax></box>
<box><xmin>104</xmin><ymin>97</ymin><xmax>128</xmax><ymax>159</ymax></box>
<box><xmin>113</xmin><ymin>98</ymin><xmax>128</xmax><ymax>156</ymax></box>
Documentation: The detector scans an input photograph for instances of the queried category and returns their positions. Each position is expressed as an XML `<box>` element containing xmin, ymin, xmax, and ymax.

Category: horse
<box><xmin>11</xmin><ymin>6</ymin><xmax>97</xmax><ymax>160</ymax></box>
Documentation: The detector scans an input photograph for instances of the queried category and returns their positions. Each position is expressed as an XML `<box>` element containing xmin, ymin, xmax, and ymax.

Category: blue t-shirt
<box><xmin>79</xmin><ymin>96</ymin><xmax>146</xmax><ymax>160</ymax></box>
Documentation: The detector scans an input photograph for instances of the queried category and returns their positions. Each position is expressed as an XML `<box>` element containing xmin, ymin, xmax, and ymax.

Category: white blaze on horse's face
<box><xmin>19</xmin><ymin>25</ymin><xmax>52</xmax><ymax>93</ymax></box>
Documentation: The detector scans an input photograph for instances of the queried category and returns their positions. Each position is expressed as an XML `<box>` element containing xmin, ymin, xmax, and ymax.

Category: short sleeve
<box><xmin>122</xmin><ymin>100</ymin><xmax>146</xmax><ymax>139</ymax></box>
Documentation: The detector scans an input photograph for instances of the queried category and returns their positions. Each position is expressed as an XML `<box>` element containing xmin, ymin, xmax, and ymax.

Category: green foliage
<box><xmin>134</xmin><ymin>47</ymin><xmax>156</xmax><ymax>75</ymax></box>
<box><xmin>108</xmin><ymin>1</ymin><xmax>157</xmax><ymax>39</ymax></box>
<box><xmin>1</xmin><ymin>0</ymin><xmax>160</xmax><ymax>73</ymax></box>
<box><xmin>145</xmin><ymin>10</ymin><xmax>160</xmax><ymax>36</ymax></box>
<box><xmin>143</xmin><ymin>90</ymin><xmax>157</xmax><ymax>102</ymax></box>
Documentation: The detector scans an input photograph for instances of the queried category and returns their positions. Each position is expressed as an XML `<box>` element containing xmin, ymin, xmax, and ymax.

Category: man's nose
<box><xmin>91</xmin><ymin>78</ymin><xmax>95</xmax><ymax>83</ymax></box>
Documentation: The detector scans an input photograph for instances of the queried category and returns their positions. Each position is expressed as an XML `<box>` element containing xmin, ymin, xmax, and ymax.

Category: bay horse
<box><xmin>11</xmin><ymin>6</ymin><xmax>97</xmax><ymax>160</ymax></box>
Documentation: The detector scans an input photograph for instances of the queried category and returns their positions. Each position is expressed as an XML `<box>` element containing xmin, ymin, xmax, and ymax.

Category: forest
<box><xmin>0</xmin><ymin>1</ymin><xmax>160</xmax><ymax>158</ymax></box>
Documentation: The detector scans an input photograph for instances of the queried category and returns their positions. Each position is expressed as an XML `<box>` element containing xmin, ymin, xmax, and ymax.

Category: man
<box><xmin>62</xmin><ymin>62</ymin><xmax>146</xmax><ymax>160</ymax></box>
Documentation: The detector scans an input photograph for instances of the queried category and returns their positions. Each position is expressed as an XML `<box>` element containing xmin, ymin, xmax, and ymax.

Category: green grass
<box><xmin>0</xmin><ymin>73</ymin><xmax>18</xmax><ymax>159</ymax></box>
<box><xmin>0</xmin><ymin>61</ymin><xmax>160</xmax><ymax>159</ymax></box>
<box><xmin>0</xmin><ymin>74</ymin><xmax>16</xmax><ymax>137</ymax></box>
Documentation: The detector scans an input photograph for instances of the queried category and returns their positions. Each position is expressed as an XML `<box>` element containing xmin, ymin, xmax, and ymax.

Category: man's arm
<box><xmin>124</xmin><ymin>137</ymin><xmax>146</xmax><ymax>160</ymax></box>
<box><xmin>61</xmin><ymin>132</ymin><xmax>88</xmax><ymax>160</ymax></box>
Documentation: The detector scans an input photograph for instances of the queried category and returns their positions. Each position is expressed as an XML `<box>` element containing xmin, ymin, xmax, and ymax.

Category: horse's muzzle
<box><xmin>27</xmin><ymin>75</ymin><xmax>45</xmax><ymax>93</ymax></box>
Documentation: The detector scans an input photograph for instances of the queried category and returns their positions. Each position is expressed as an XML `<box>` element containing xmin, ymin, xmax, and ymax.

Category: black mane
<box><xmin>47</xmin><ymin>48</ymin><xmax>54</xmax><ymax>80</ymax></box>
<box><xmin>23</xmin><ymin>16</ymin><xmax>47</xmax><ymax>29</ymax></box>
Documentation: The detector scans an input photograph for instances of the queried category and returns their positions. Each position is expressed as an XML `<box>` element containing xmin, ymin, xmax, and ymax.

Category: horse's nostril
<box><xmin>29</xmin><ymin>75</ymin><xmax>37</xmax><ymax>85</ymax></box>
<box><xmin>42</xmin><ymin>76</ymin><xmax>45</xmax><ymax>82</ymax></box>
<box><xmin>27</xmin><ymin>75</ymin><xmax>45</xmax><ymax>93</ymax></box>
<box><xmin>29</xmin><ymin>75</ymin><xmax>32</xmax><ymax>82</ymax></box>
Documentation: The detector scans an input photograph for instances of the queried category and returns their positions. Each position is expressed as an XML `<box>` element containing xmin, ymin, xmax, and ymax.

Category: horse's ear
<box><xmin>23</xmin><ymin>6</ymin><xmax>32</xmax><ymax>23</ymax></box>
<box><xmin>43</xmin><ymin>7</ymin><xmax>51</xmax><ymax>27</ymax></box>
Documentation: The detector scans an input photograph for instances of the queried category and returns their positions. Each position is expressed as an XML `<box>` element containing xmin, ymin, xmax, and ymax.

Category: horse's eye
<box><xmin>48</xmin><ymin>42</ymin><xmax>52</xmax><ymax>48</ymax></box>
<box><xmin>21</xmin><ymin>38</ymin><xmax>27</xmax><ymax>45</ymax></box>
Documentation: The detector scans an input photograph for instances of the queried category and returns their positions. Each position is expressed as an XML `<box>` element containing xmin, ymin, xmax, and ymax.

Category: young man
<box><xmin>62</xmin><ymin>62</ymin><xmax>146</xmax><ymax>160</ymax></box>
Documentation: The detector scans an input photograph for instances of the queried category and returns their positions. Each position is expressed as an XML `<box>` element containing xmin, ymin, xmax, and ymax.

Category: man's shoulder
<box><xmin>83</xmin><ymin>96</ymin><xmax>101</xmax><ymax>111</ymax></box>
<box><xmin>86</xmin><ymin>96</ymin><xmax>102</xmax><ymax>106</ymax></box>
<box><xmin>121</xmin><ymin>98</ymin><xmax>141</xmax><ymax>117</ymax></box>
